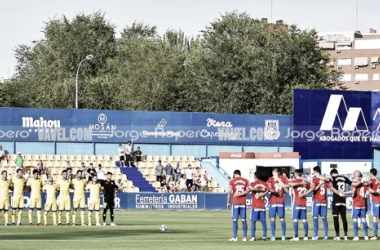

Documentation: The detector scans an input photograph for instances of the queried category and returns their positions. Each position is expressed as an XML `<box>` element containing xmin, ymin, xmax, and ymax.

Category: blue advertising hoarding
<box><xmin>293</xmin><ymin>89</ymin><xmax>380</xmax><ymax>159</ymax></box>
<box><xmin>15</xmin><ymin>192</ymin><xmax>353</xmax><ymax>211</ymax></box>
<box><xmin>0</xmin><ymin>108</ymin><xmax>292</xmax><ymax>146</ymax></box>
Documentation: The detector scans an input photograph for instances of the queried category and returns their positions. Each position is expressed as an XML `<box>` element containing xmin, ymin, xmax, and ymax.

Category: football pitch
<box><xmin>0</xmin><ymin>210</ymin><xmax>376</xmax><ymax>250</ymax></box>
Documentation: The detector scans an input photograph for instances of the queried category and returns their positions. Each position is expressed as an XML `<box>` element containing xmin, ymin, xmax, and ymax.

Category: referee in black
<box><xmin>100</xmin><ymin>172</ymin><xmax>118</xmax><ymax>226</ymax></box>
<box><xmin>328</xmin><ymin>169</ymin><xmax>352</xmax><ymax>240</ymax></box>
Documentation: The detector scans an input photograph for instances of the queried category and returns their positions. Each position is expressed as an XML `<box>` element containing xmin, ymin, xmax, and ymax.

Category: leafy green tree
<box><xmin>184</xmin><ymin>12</ymin><xmax>342</xmax><ymax>115</ymax></box>
<box><xmin>3</xmin><ymin>11</ymin><xmax>341</xmax><ymax>115</ymax></box>
<box><xmin>2</xmin><ymin>12</ymin><xmax>116</xmax><ymax>108</ymax></box>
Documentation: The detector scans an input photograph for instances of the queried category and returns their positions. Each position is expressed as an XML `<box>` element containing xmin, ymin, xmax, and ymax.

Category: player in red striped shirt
<box><xmin>288</xmin><ymin>170</ymin><xmax>310</xmax><ymax>241</ymax></box>
<box><xmin>267</xmin><ymin>168</ymin><xmax>289</xmax><ymax>241</ymax></box>
<box><xmin>369</xmin><ymin>168</ymin><xmax>380</xmax><ymax>240</ymax></box>
<box><xmin>342</xmin><ymin>170</ymin><xmax>369</xmax><ymax>241</ymax></box>
<box><xmin>302</xmin><ymin>166</ymin><xmax>340</xmax><ymax>240</ymax></box>
<box><xmin>227</xmin><ymin>170</ymin><xmax>249</xmax><ymax>242</ymax></box>
<box><xmin>239</xmin><ymin>172</ymin><xmax>270</xmax><ymax>241</ymax></box>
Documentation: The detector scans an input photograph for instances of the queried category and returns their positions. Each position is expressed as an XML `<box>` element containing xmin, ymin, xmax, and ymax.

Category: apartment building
<box><xmin>318</xmin><ymin>29</ymin><xmax>380</xmax><ymax>90</ymax></box>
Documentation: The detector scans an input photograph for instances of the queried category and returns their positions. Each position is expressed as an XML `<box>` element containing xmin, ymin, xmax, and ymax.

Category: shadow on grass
<box><xmin>0</xmin><ymin>228</ymin><xmax>192</xmax><ymax>241</ymax></box>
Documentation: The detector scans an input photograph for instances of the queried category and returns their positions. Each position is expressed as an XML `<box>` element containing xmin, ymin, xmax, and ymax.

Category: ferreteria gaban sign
<box><xmin>293</xmin><ymin>89</ymin><xmax>380</xmax><ymax>159</ymax></box>
<box><xmin>0</xmin><ymin>108</ymin><xmax>292</xmax><ymax>145</ymax></box>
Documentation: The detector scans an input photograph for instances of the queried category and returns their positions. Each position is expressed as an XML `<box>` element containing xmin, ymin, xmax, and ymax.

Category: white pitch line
<box><xmin>0</xmin><ymin>239</ymin><xmax>223</xmax><ymax>242</ymax></box>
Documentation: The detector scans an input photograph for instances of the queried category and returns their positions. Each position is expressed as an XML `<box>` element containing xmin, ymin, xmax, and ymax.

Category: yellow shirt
<box><xmin>26</xmin><ymin>178</ymin><xmax>43</xmax><ymax>199</ymax></box>
<box><xmin>0</xmin><ymin>179</ymin><xmax>11</xmax><ymax>199</ymax></box>
<box><xmin>55</xmin><ymin>178</ymin><xmax>71</xmax><ymax>198</ymax></box>
<box><xmin>72</xmin><ymin>178</ymin><xmax>86</xmax><ymax>197</ymax></box>
<box><xmin>42</xmin><ymin>184</ymin><xmax>57</xmax><ymax>202</ymax></box>
<box><xmin>11</xmin><ymin>176</ymin><xmax>26</xmax><ymax>197</ymax></box>
<box><xmin>86</xmin><ymin>183</ymin><xmax>102</xmax><ymax>202</ymax></box>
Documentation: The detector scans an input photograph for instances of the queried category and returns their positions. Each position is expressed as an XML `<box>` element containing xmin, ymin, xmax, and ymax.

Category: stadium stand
<box><xmin>0</xmin><ymin>154</ymin><xmax>225</xmax><ymax>192</ymax></box>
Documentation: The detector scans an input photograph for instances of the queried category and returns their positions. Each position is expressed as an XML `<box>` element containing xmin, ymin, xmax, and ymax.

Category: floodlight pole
<box><xmin>75</xmin><ymin>55</ymin><xmax>94</xmax><ymax>109</ymax></box>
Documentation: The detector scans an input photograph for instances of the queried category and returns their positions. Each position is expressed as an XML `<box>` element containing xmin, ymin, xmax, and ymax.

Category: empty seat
<box><xmin>46</xmin><ymin>162</ymin><xmax>54</xmax><ymax>169</ymax></box>
<box><xmin>167</xmin><ymin>155</ymin><xmax>174</xmax><ymax>162</ymax></box>
<box><xmin>68</xmin><ymin>155</ymin><xmax>76</xmax><ymax>161</ymax></box>
<box><xmin>148</xmin><ymin>174</ymin><xmax>156</xmax><ymax>182</ymax></box>
<box><xmin>103</xmin><ymin>155</ymin><xmax>111</xmax><ymax>162</ymax></box>
<box><xmin>137</xmin><ymin>161</ymin><xmax>145</xmax><ymax>168</ymax></box>
<box><xmin>146</xmin><ymin>155</ymin><xmax>153</xmax><ymax>161</ymax></box>
<box><xmin>61</xmin><ymin>155</ymin><xmax>68</xmax><ymax>161</ymax></box>
<box><xmin>152</xmin><ymin>155</ymin><xmax>160</xmax><ymax>162</ymax></box>
<box><xmin>142</xmin><ymin>169</ymin><xmax>149</xmax><ymax>176</ymax></box>
<box><xmin>181</xmin><ymin>155</ymin><xmax>188</xmax><ymax>161</ymax></box>
<box><xmin>146</xmin><ymin>162</ymin><xmax>154</xmax><ymax>169</ymax></box>
<box><xmin>47</xmin><ymin>154</ymin><xmax>54</xmax><ymax>161</ymax></box>
<box><xmin>188</xmin><ymin>155</ymin><xmax>195</xmax><ymax>161</ymax></box>
<box><xmin>173</xmin><ymin>155</ymin><xmax>181</xmax><ymax>161</ymax></box>
<box><xmin>75</xmin><ymin>155</ymin><xmax>83</xmax><ymax>161</ymax></box>
<box><xmin>82</xmin><ymin>155</ymin><xmax>90</xmax><ymax>162</ymax></box>
<box><xmin>10</xmin><ymin>154</ymin><xmax>17</xmax><ymax>161</ymax></box>
<box><xmin>31</xmin><ymin>154</ymin><xmax>39</xmax><ymax>160</ymax></box>
<box><xmin>24</xmin><ymin>154</ymin><xmax>32</xmax><ymax>161</ymax></box>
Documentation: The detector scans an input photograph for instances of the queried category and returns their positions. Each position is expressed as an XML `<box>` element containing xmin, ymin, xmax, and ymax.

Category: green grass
<box><xmin>0</xmin><ymin>210</ymin><xmax>376</xmax><ymax>250</ymax></box>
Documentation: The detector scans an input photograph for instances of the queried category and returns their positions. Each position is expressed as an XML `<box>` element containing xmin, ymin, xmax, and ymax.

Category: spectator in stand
<box><xmin>15</xmin><ymin>152</ymin><xmax>24</xmax><ymax>169</ymax></box>
<box><xmin>36</xmin><ymin>160</ymin><xmax>46</xmax><ymax>175</ymax></box>
<box><xmin>87</xmin><ymin>163</ymin><xmax>97</xmax><ymax>182</ymax></box>
<box><xmin>124</xmin><ymin>141</ymin><xmax>133</xmax><ymax>167</ymax></box>
<box><xmin>185</xmin><ymin>165</ymin><xmax>194</xmax><ymax>191</ymax></box>
<box><xmin>164</xmin><ymin>162</ymin><xmax>174</xmax><ymax>182</ymax></box>
<box><xmin>155</xmin><ymin>160</ymin><xmax>164</xmax><ymax>183</ymax></box>
<box><xmin>64</xmin><ymin>161</ymin><xmax>72</xmax><ymax>172</ymax></box>
<box><xmin>134</xmin><ymin>147</ymin><xmax>143</xmax><ymax>162</ymax></box>
<box><xmin>194</xmin><ymin>167</ymin><xmax>201</xmax><ymax>184</ymax></box>
<box><xmin>0</xmin><ymin>145</ymin><xmax>9</xmax><ymax>163</ymax></box>
<box><xmin>25</xmin><ymin>169</ymin><xmax>32</xmax><ymax>180</ymax></box>
<box><xmin>115</xmin><ymin>178</ymin><xmax>123</xmax><ymax>192</ymax></box>
<box><xmin>160</xmin><ymin>179</ymin><xmax>168</xmax><ymax>193</ymax></box>
<box><xmin>169</xmin><ymin>182</ymin><xmax>176</xmax><ymax>193</ymax></box>
<box><xmin>200</xmin><ymin>174</ymin><xmax>209</xmax><ymax>192</ymax></box>
<box><xmin>178</xmin><ymin>174</ymin><xmax>187</xmax><ymax>192</ymax></box>
<box><xmin>173</xmin><ymin>161</ymin><xmax>181</xmax><ymax>182</ymax></box>
<box><xmin>67</xmin><ymin>169</ymin><xmax>73</xmax><ymax>180</ymax></box>
<box><xmin>79</xmin><ymin>162</ymin><xmax>87</xmax><ymax>179</ymax></box>
<box><xmin>118</xmin><ymin>144</ymin><xmax>125</xmax><ymax>167</ymax></box>
<box><xmin>194</xmin><ymin>178</ymin><xmax>201</xmax><ymax>192</ymax></box>
<box><xmin>96</xmin><ymin>164</ymin><xmax>105</xmax><ymax>181</ymax></box>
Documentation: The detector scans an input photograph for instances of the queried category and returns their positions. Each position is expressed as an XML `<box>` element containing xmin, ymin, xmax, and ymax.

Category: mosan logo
<box><xmin>22</xmin><ymin>117</ymin><xmax>61</xmax><ymax>128</ymax></box>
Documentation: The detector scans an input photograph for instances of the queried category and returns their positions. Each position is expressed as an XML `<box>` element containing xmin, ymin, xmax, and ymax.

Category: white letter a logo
<box><xmin>320</xmin><ymin>95</ymin><xmax>368</xmax><ymax>131</ymax></box>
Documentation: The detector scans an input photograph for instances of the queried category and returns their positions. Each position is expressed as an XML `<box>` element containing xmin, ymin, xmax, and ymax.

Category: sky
<box><xmin>1</xmin><ymin>0</ymin><xmax>379</xmax><ymax>79</ymax></box>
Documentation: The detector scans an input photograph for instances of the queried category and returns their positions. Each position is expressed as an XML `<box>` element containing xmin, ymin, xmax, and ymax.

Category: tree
<box><xmin>3</xmin><ymin>11</ymin><xmax>342</xmax><ymax>115</ymax></box>
<box><xmin>2</xmin><ymin>12</ymin><xmax>116</xmax><ymax>108</ymax></box>
<box><xmin>183</xmin><ymin>12</ymin><xmax>342</xmax><ymax>115</ymax></box>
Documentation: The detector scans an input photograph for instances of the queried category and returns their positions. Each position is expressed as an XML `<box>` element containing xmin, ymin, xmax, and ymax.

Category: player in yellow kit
<box><xmin>42</xmin><ymin>176</ymin><xmax>57</xmax><ymax>226</ymax></box>
<box><xmin>55</xmin><ymin>170</ymin><xmax>72</xmax><ymax>225</ymax></box>
<box><xmin>0</xmin><ymin>170</ymin><xmax>11</xmax><ymax>226</ymax></box>
<box><xmin>72</xmin><ymin>170</ymin><xmax>87</xmax><ymax>226</ymax></box>
<box><xmin>86</xmin><ymin>175</ymin><xmax>102</xmax><ymax>226</ymax></box>
<box><xmin>26</xmin><ymin>170</ymin><xmax>43</xmax><ymax>226</ymax></box>
<box><xmin>11</xmin><ymin>168</ymin><xmax>26</xmax><ymax>225</ymax></box>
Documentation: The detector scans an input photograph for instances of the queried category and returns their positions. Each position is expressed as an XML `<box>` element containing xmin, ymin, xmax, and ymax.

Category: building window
<box><xmin>354</xmin><ymin>57</ymin><xmax>369</xmax><ymax>68</ymax></box>
<box><xmin>340</xmin><ymin>74</ymin><xmax>352</xmax><ymax>82</ymax></box>
<box><xmin>355</xmin><ymin>74</ymin><xmax>369</xmax><ymax>81</ymax></box>
<box><xmin>337</xmin><ymin>58</ymin><xmax>352</xmax><ymax>66</ymax></box>
<box><xmin>374</xmin><ymin>73</ymin><xmax>380</xmax><ymax>81</ymax></box>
